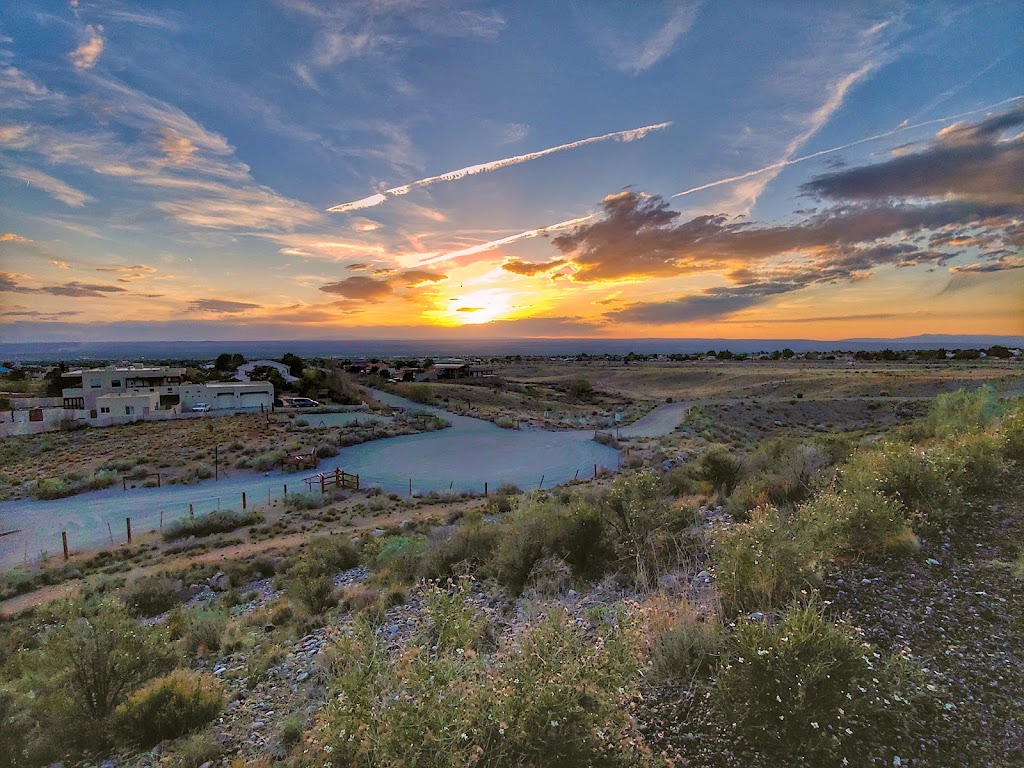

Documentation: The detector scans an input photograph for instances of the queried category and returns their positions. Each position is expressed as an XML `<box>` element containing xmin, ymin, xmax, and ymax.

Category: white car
<box><xmin>192</xmin><ymin>403</ymin><xmax>211</xmax><ymax>412</ymax></box>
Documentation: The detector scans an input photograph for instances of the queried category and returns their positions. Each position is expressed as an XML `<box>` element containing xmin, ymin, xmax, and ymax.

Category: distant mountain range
<box><xmin>0</xmin><ymin>336</ymin><xmax>1021</xmax><ymax>363</ymax></box>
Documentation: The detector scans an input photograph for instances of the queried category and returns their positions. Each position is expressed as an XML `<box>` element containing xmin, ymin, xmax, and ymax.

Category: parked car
<box><xmin>292</xmin><ymin>397</ymin><xmax>319</xmax><ymax>408</ymax></box>
<box><xmin>192</xmin><ymin>403</ymin><xmax>211</xmax><ymax>412</ymax></box>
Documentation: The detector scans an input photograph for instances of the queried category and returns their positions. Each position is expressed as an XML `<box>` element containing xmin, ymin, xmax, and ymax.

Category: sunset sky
<box><xmin>1</xmin><ymin>1</ymin><xmax>1022</xmax><ymax>342</ymax></box>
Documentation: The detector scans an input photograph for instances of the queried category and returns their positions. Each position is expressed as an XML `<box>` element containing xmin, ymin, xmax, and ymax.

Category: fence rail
<box><xmin>302</xmin><ymin>467</ymin><xmax>360</xmax><ymax>493</ymax></box>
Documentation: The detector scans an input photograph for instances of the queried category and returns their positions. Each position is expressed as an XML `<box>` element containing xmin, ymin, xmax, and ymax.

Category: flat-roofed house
<box><xmin>61</xmin><ymin>365</ymin><xmax>184</xmax><ymax>415</ymax></box>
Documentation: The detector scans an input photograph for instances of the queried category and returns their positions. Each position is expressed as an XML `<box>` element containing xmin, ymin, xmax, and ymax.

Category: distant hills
<box><xmin>0</xmin><ymin>336</ymin><xmax>1021</xmax><ymax>363</ymax></box>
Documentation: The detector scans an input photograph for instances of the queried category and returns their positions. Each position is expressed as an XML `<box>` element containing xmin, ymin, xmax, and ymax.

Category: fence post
<box><xmin>62</xmin><ymin>531</ymin><xmax>69</xmax><ymax>561</ymax></box>
<box><xmin>126</xmin><ymin>517</ymin><xmax>132</xmax><ymax>543</ymax></box>
<box><xmin>189</xmin><ymin>503</ymin><xmax>194</xmax><ymax>520</ymax></box>
<box><xmin>335</xmin><ymin>467</ymin><xmax>341</xmax><ymax>486</ymax></box>
<box><xmin>355</xmin><ymin>473</ymin><xmax>360</xmax><ymax>490</ymax></box>
<box><xmin>156</xmin><ymin>473</ymin><xmax>161</xmax><ymax>488</ymax></box>
<box><xmin>538</xmin><ymin>475</ymin><xmax>545</xmax><ymax>489</ymax></box>
<box><xmin>320</xmin><ymin>474</ymin><xmax>325</xmax><ymax>494</ymax></box>
<box><xmin>484</xmin><ymin>482</ymin><xmax>488</xmax><ymax>496</ymax></box>
<box><xmin>284</xmin><ymin>483</ymin><xmax>287</xmax><ymax>497</ymax></box>
<box><xmin>122</xmin><ymin>477</ymin><xmax>127</xmax><ymax>491</ymax></box>
<box><xmin>242</xmin><ymin>491</ymin><xmax>247</xmax><ymax>510</ymax></box>
<box><xmin>107</xmin><ymin>521</ymin><xmax>113</xmax><ymax>544</ymax></box>
<box><xmin>594</xmin><ymin>463</ymin><xmax>598</xmax><ymax>479</ymax></box>
<box><xmin>160</xmin><ymin>510</ymin><xmax>163</xmax><ymax>531</ymax></box>
<box><xmin>574</xmin><ymin>469</ymin><xmax>579</xmax><ymax>480</ymax></box>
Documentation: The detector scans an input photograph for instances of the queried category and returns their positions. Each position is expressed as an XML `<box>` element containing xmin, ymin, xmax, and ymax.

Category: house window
<box><xmin>111</xmin><ymin>380</ymin><xmax>121</xmax><ymax>388</ymax></box>
<box><xmin>100</xmin><ymin>406</ymin><xmax>110</xmax><ymax>414</ymax></box>
<box><xmin>125</xmin><ymin>405</ymin><xmax>134</xmax><ymax>415</ymax></box>
<box><xmin>89</xmin><ymin>378</ymin><xmax>101</xmax><ymax>388</ymax></box>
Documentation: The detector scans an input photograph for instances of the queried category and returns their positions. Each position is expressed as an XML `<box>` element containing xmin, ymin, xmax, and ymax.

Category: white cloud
<box><xmin>580</xmin><ymin>1</ymin><xmax>701</xmax><ymax>76</ymax></box>
<box><xmin>70</xmin><ymin>24</ymin><xmax>104</xmax><ymax>70</ymax></box>
<box><xmin>329</xmin><ymin>121</ymin><xmax>672</xmax><ymax>213</ymax></box>
<box><xmin>6</xmin><ymin>167</ymin><xmax>93</xmax><ymax>207</ymax></box>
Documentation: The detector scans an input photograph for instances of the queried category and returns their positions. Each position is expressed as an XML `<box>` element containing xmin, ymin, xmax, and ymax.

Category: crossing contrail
<box><xmin>414</xmin><ymin>214</ymin><xmax>596</xmax><ymax>268</ymax></box>
<box><xmin>671</xmin><ymin>94</ymin><xmax>1024</xmax><ymax>199</ymax></box>
<box><xmin>329</xmin><ymin>122</ymin><xmax>672</xmax><ymax>213</ymax></box>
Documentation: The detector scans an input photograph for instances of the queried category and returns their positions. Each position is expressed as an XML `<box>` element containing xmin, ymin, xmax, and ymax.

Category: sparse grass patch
<box><xmin>111</xmin><ymin>670</ymin><xmax>224</xmax><ymax>749</ymax></box>
<box><xmin>163</xmin><ymin>509</ymin><xmax>261</xmax><ymax>541</ymax></box>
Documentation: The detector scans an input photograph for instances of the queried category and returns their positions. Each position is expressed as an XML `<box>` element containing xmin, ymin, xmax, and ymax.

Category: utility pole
<box><xmin>215</xmin><ymin>444</ymin><xmax>219</xmax><ymax>481</ymax></box>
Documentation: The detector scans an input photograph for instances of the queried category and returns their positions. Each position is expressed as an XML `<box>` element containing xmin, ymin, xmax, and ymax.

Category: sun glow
<box><xmin>441</xmin><ymin>289</ymin><xmax>515</xmax><ymax>325</ymax></box>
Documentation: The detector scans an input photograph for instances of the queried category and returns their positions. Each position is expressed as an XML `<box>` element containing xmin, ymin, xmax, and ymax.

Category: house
<box><xmin>180</xmin><ymin>382</ymin><xmax>274</xmax><ymax>411</ymax></box>
<box><xmin>61</xmin><ymin>365</ymin><xmax>184</xmax><ymax>414</ymax></box>
<box><xmin>417</xmin><ymin>363</ymin><xmax>495</xmax><ymax>381</ymax></box>
<box><xmin>60</xmin><ymin>363</ymin><xmax>274</xmax><ymax>420</ymax></box>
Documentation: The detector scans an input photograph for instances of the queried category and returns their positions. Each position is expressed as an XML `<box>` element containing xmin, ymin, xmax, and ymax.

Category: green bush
<box><xmin>918</xmin><ymin>385</ymin><xmax>1003</xmax><ymax>440</ymax></box>
<box><xmin>253</xmin><ymin>449</ymin><xmax>287</xmax><ymax>471</ymax></box>
<box><xmin>163</xmin><ymin>509</ymin><xmax>261</xmax><ymax>541</ymax></box>
<box><xmin>122</xmin><ymin>575</ymin><xmax>181</xmax><ymax>617</ymax></box>
<box><xmin>321</xmin><ymin>587</ymin><xmax>644</xmax><ymax>767</ymax></box>
<box><xmin>286</xmin><ymin>562</ymin><xmax>337</xmax><ymax>615</ymax></box>
<box><xmin>1002</xmin><ymin>403</ymin><xmax>1024</xmax><ymax>461</ymax></box>
<box><xmin>797</xmin><ymin>485</ymin><xmax>914</xmax><ymax>561</ymax></box>
<box><xmin>713</xmin><ymin>506</ymin><xmax>818</xmax><ymax>614</ymax></box>
<box><xmin>417</xmin><ymin>517</ymin><xmax>500</xmax><ymax>580</ymax></box>
<box><xmin>34</xmin><ymin>599</ymin><xmax>176</xmax><ymax>724</ymax></box>
<box><xmin>32</xmin><ymin>478</ymin><xmax>72</xmax><ymax>500</ymax></box>
<box><xmin>698</xmin><ymin>445</ymin><xmax>743</xmax><ymax>495</ymax></box>
<box><xmin>179</xmin><ymin>608</ymin><xmax>227</xmax><ymax>656</ymax></box>
<box><xmin>111</xmin><ymin>670</ymin><xmax>224</xmax><ymax>749</ymax></box>
<box><xmin>714</xmin><ymin>602</ymin><xmax>931</xmax><ymax>764</ymax></box>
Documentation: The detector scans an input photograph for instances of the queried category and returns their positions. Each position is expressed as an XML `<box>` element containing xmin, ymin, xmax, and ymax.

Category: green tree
<box><xmin>987</xmin><ymin>344</ymin><xmax>1012</xmax><ymax>359</ymax></box>
<box><xmin>281</xmin><ymin>352</ymin><xmax>304</xmax><ymax>377</ymax></box>
<box><xmin>43</xmin><ymin>363</ymin><xmax>67</xmax><ymax>397</ymax></box>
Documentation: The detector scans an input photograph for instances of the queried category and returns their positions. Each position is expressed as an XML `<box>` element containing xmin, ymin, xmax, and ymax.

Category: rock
<box><xmin>694</xmin><ymin>570</ymin><xmax>712</xmax><ymax>585</ymax></box>
<box><xmin>926</xmin><ymin>558</ymin><xmax>941</xmax><ymax>566</ymax></box>
<box><xmin>296</xmin><ymin>671</ymin><xmax>309</xmax><ymax>683</ymax></box>
<box><xmin>748</xmin><ymin>612</ymin><xmax>765</xmax><ymax>621</ymax></box>
<box><xmin>659</xmin><ymin>574</ymin><xmax>682</xmax><ymax>591</ymax></box>
<box><xmin>372</xmin><ymin>528</ymin><xmax>386</xmax><ymax>537</ymax></box>
<box><xmin>198</xmin><ymin>763</ymin><xmax>213</xmax><ymax>768</ymax></box>
<box><xmin>566</xmin><ymin>589</ymin><xmax>579</xmax><ymax>600</ymax></box>
<box><xmin>209</xmin><ymin>572</ymin><xmax>232</xmax><ymax>591</ymax></box>
<box><xmin>265</xmin><ymin>623</ymin><xmax>275</xmax><ymax>632</ymax></box>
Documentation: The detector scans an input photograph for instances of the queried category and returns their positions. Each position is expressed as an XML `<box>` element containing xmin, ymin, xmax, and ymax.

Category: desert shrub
<box><xmin>495</xmin><ymin>417</ymin><xmax>516</xmax><ymax>429</ymax></box>
<box><xmin>1002</xmin><ymin>403</ymin><xmax>1024</xmax><ymax>461</ymax></box>
<box><xmin>286</xmin><ymin>562</ymin><xmax>337</xmax><ymax>615</ymax></box>
<box><xmin>713</xmin><ymin>506</ymin><xmax>818</xmax><ymax>614</ymax></box>
<box><xmin>593</xmin><ymin>471</ymin><xmax>686</xmax><ymax>585</ymax></box>
<box><xmin>85</xmin><ymin>470</ymin><xmax>117</xmax><ymax>490</ymax></box>
<box><xmin>417</xmin><ymin>517</ymin><xmax>500</xmax><ymax>580</ymax></box>
<box><xmin>714</xmin><ymin>602</ymin><xmax>931</xmax><ymax>764</ymax></box>
<box><xmin>179</xmin><ymin>608</ymin><xmax>227</xmax><ymax>656</ymax></box>
<box><xmin>918</xmin><ymin>385</ymin><xmax>1003</xmax><ymax>440</ymax></box>
<box><xmin>568</xmin><ymin>378</ymin><xmax>593</xmax><ymax>399</ymax></box>
<box><xmin>122</xmin><ymin>575</ymin><xmax>180</xmax><ymax>617</ymax></box>
<box><xmin>253</xmin><ymin>449</ymin><xmax>287</xmax><ymax>471</ymax></box>
<box><xmin>797</xmin><ymin>485</ymin><xmax>914</xmax><ymax>561</ymax></box>
<box><xmin>315</xmin><ymin>443</ymin><xmax>339</xmax><ymax>458</ymax></box>
<box><xmin>0</xmin><ymin>687</ymin><xmax>31</xmax><ymax>768</ymax></box>
<box><xmin>111</xmin><ymin>670</ymin><xmax>223</xmax><ymax>748</ymax></box>
<box><xmin>166</xmin><ymin>731</ymin><xmax>223</xmax><ymax>768</ymax></box>
<box><xmin>33</xmin><ymin>599</ymin><xmax>175</xmax><ymax>726</ymax></box>
<box><xmin>662</xmin><ymin>464</ymin><xmax>699</xmax><ymax>496</ymax></box>
<box><xmin>843</xmin><ymin>434</ymin><xmax>1004</xmax><ymax>535</ymax></box>
<box><xmin>649</xmin><ymin>613</ymin><xmax>725</xmax><ymax>684</ymax></box>
<box><xmin>163</xmin><ymin>509</ymin><xmax>260</xmax><ymax>540</ymax></box>
<box><xmin>697</xmin><ymin>445</ymin><xmax>742</xmax><ymax>495</ymax></box>
<box><xmin>283</xmin><ymin>492</ymin><xmax>328</xmax><ymax>512</ymax></box>
<box><xmin>32</xmin><ymin>478</ymin><xmax>72</xmax><ymax>500</ymax></box>
<box><xmin>373</xmin><ymin>535</ymin><xmax>427</xmax><ymax>582</ymax></box>
<box><xmin>320</xmin><ymin>590</ymin><xmax>643</xmax><ymax>767</ymax></box>
<box><xmin>279</xmin><ymin>715</ymin><xmax>304</xmax><ymax>750</ymax></box>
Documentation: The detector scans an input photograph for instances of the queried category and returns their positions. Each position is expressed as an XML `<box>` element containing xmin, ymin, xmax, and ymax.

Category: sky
<box><xmin>1</xmin><ymin>0</ymin><xmax>1022</xmax><ymax>342</ymax></box>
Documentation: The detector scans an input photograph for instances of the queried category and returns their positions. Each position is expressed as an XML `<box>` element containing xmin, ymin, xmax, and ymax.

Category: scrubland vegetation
<box><xmin>0</xmin><ymin>384</ymin><xmax>1022</xmax><ymax>767</ymax></box>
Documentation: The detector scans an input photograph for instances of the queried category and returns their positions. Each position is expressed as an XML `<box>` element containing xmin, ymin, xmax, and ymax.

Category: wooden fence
<box><xmin>303</xmin><ymin>467</ymin><xmax>360</xmax><ymax>494</ymax></box>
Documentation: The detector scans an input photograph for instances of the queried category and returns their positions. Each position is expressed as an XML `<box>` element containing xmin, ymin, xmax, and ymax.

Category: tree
<box><xmin>781</xmin><ymin>348</ymin><xmax>795</xmax><ymax>359</ymax></box>
<box><xmin>281</xmin><ymin>352</ymin><xmax>304</xmax><ymax>377</ymax></box>
<box><xmin>249</xmin><ymin>366</ymin><xmax>287</xmax><ymax>393</ymax></box>
<box><xmin>987</xmin><ymin>345</ymin><xmax>1012</xmax><ymax>359</ymax></box>
<box><xmin>43</xmin><ymin>363</ymin><xmax>67</xmax><ymax>397</ymax></box>
<box><xmin>698</xmin><ymin>445</ymin><xmax>743</xmax><ymax>495</ymax></box>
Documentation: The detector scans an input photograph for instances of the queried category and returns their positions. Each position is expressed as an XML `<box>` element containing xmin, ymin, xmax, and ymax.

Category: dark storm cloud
<box><xmin>801</xmin><ymin>106</ymin><xmax>1024</xmax><ymax>205</ymax></box>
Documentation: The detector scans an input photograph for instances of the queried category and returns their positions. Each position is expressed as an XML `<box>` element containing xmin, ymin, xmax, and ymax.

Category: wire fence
<box><xmin>4</xmin><ymin>457</ymin><xmax>623</xmax><ymax>569</ymax></box>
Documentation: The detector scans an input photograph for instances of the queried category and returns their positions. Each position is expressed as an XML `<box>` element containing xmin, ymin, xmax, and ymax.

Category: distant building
<box><xmin>180</xmin><ymin>381</ymin><xmax>274</xmax><ymax>411</ymax></box>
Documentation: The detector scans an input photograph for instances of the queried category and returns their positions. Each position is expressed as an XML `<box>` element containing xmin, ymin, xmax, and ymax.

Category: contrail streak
<box><xmin>671</xmin><ymin>95</ymin><xmax>1024</xmax><ymax>199</ymax></box>
<box><xmin>414</xmin><ymin>214</ymin><xmax>596</xmax><ymax>268</ymax></box>
<box><xmin>329</xmin><ymin>122</ymin><xmax>672</xmax><ymax>213</ymax></box>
